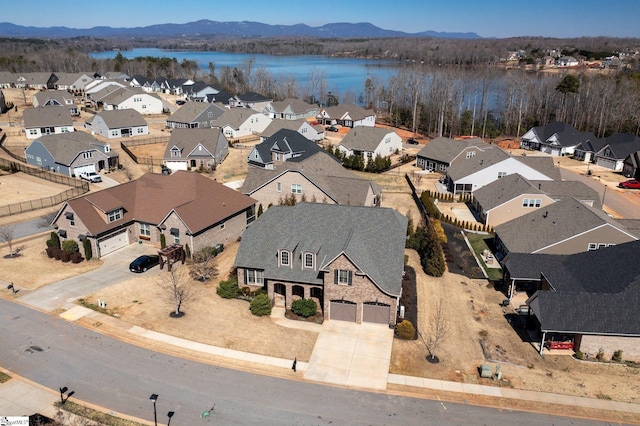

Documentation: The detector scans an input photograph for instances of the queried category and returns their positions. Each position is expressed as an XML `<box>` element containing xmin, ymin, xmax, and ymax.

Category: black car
<box><xmin>407</xmin><ymin>138</ymin><xmax>419</xmax><ymax>145</ymax></box>
<box><xmin>129</xmin><ymin>255</ymin><xmax>160</xmax><ymax>273</ymax></box>
<box><xmin>326</xmin><ymin>125</ymin><xmax>339</xmax><ymax>132</ymax></box>
<box><xmin>176</xmin><ymin>100</ymin><xmax>186</xmax><ymax>105</ymax></box>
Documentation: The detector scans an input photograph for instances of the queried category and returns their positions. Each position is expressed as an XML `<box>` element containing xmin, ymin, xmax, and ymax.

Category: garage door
<box><xmin>330</xmin><ymin>300</ymin><xmax>357</xmax><ymax>322</ymax></box>
<box><xmin>73</xmin><ymin>164</ymin><xmax>96</xmax><ymax>177</ymax></box>
<box><xmin>596</xmin><ymin>158</ymin><xmax>615</xmax><ymax>169</ymax></box>
<box><xmin>363</xmin><ymin>303</ymin><xmax>390</xmax><ymax>324</ymax></box>
<box><xmin>98</xmin><ymin>229</ymin><xmax>129</xmax><ymax>256</ymax></box>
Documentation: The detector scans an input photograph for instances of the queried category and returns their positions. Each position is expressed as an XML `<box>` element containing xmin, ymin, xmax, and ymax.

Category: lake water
<box><xmin>90</xmin><ymin>48</ymin><xmax>403</xmax><ymax>97</ymax></box>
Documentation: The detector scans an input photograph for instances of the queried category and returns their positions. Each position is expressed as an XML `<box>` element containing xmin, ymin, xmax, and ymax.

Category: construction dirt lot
<box><xmin>1</xmin><ymin>88</ymin><xmax>639</xmax><ymax>422</ymax></box>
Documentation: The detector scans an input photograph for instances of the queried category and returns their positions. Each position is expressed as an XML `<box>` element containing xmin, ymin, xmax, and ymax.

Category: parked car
<box><xmin>176</xmin><ymin>100</ymin><xmax>186</xmax><ymax>105</ymax></box>
<box><xmin>326</xmin><ymin>125</ymin><xmax>339</xmax><ymax>132</ymax></box>
<box><xmin>161</xmin><ymin>165</ymin><xmax>172</xmax><ymax>175</ymax></box>
<box><xmin>407</xmin><ymin>138</ymin><xmax>419</xmax><ymax>145</ymax></box>
<box><xmin>619</xmin><ymin>179</ymin><xmax>640</xmax><ymax>189</ymax></box>
<box><xmin>79</xmin><ymin>172</ymin><xmax>102</xmax><ymax>183</ymax></box>
<box><xmin>129</xmin><ymin>255</ymin><xmax>160</xmax><ymax>273</ymax></box>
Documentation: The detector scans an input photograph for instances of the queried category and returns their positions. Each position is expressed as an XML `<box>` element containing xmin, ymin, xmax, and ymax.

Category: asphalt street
<box><xmin>0</xmin><ymin>299</ymin><xmax>621</xmax><ymax>426</ymax></box>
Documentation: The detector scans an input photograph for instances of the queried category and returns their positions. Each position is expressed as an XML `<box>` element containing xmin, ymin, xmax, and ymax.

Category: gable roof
<box><xmin>211</xmin><ymin>108</ymin><xmax>260</xmax><ymax>129</ymax></box>
<box><xmin>86</xmin><ymin>109</ymin><xmax>147</xmax><ymax>129</ymax></box>
<box><xmin>23</xmin><ymin>105</ymin><xmax>73</xmax><ymax>127</ymax></box>
<box><xmin>597</xmin><ymin>133</ymin><xmax>640</xmax><ymax>160</ymax></box>
<box><xmin>168</xmin><ymin>102</ymin><xmax>225</xmax><ymax>124</ymax></box>
<box><xmin>526</xmin><ymin>122</ymin><xmax>595</xmax><ymax>148</ymax></box>
<box><xmin>34</xmin><ymin>90</ymin><xmax>74</xmax><ymax>106</ymax></box>
<box><xmin>446</xmin><ymin>146</ymin><xmax>511</xmax><ymax>181</ymax></box>
<box><xmin>268</xmin><ymin>98</ymin><xmax>317</xmax><ymax>114</ymax></box>
<box><xmin>234</xmin><ymin>203</ymin><xmax>407</xmax><ymax>295</ymax></box>
<box><xmin>163</xmin><ymin>128</ymin><xmax>226</xmax><ymax>159</ymax></box>
<box><xmin>416</xmin><ymin>137</ymin><xmax>487</xmax><ymax>163</ymax></box>
<box><xmin>495</xmin><ymin>197</ymin><xmax>635</xmax><ymax>254</ymax></box>
<box><xmin>236</xmin><ymin>92</ymin><xmax>272</xmax><ymax>102</ymax></box>
<box><xmin>320</xmin><ymin>104</ymin><xmax>374</xmax><ymax>121</ymax></box>
<box><xmin>30</xmin><ymin>132</ymin><xmax>111</xmax><ymax>166</ymax></box>
<box><xmin>338</xmin><ymin>127</ymin><xmax>397</xmax><ymax>152</ymax></box>
<box><xmin>65</xmin><ymin>171</ymin><xmax>255</xmax><ymax>236</ymax></box>
<box><xmin>251</xmin><ymin>129</ymin><xmax>323</xmax><ymax>166</ymax></box>
<box><xmin>514</xmin><ymin>156</ymin><xmax>562</xmax><ymax>181</ymax></box>
<box><xmin>261</xmin><ymin>119</ymin><xmax>309</xmax><ymax>138</ymax></box>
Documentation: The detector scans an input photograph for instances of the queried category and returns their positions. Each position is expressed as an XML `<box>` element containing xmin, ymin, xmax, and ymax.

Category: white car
<box><xmin>79</xmin><ymin>172</ymin><xmax>102</xmax><ymax>183</ymax></box>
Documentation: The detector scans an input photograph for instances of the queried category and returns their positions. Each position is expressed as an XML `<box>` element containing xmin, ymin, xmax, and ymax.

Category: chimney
<box><xmin>543</xmin><ymin>211</ymin><xmax>548</xmax><ymax>218</ymax></box>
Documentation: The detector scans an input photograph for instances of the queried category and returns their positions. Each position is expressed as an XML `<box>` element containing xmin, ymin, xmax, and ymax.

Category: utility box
<box><xmin>479</xmin><ymin>364</ymin><xmax>492</xmax><ymax>378</ymax></box>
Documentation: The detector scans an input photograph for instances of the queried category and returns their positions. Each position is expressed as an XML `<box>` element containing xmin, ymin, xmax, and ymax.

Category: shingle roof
<box><xmin>163</xmin><ymin>127</ymin><xmax>226</xmax><ymax>160</ymax></box>
<box><xmin>168</xmin><ymin>102</ymin><xmax>224</xmax><ymax>124</ymax></box>
<box><xmin>87</xmin><ymin>109</ymin><xmax>147</xmax><ymax>129</ymax></box>
<box><xmin>597</xmin><ymin>133</ymin><xmax>640</xmax><ymax>160</ymax></box>
<box><xmin>242</xmin><ymin>150</ymin><xmax>380</xmax><ymax>205</ymax></box>
<box><xmin>211</xmin><ymin>108</ymin><xmax>258</xmax><ymax>129</ymax></box>
<box><xmin>66</xmin><ymin>171</ymin><xmax>256</xmax><ymax>236</ymax></box>
<box><xmin>251</xmin><ymin>129</ymin><xmax>323</xmax><ymax>166</ymax></box>
<box><xmin>530</xmin><ymin>180</ymin><xmax>601</xmax><ymax>208</ymax></box>
<box><xmin>338</xmin><ymin>127</ymin><xmax>396</xmax><ymax>152</ymax></box>
<box><xmin>473</xmin><ymin>174</ymin><xmax>543</xmax><ymax>211</ymax></box>
<box><xmin>416</xmin><ymin>137</ymin><xmax>487</xmax><ymax>164</ymax></box>
<box><xmin>446</xmin><ymin>146</ymin><xmax>511</xmax><ymax>181</ymax></box>
<box><xmin>320</xmin><ymin>104</ymin><xmax>374</xmax><ymax>121</ymax></box>
<box><xmin>236</xmin><ymin>92</ymin><xmax>272</xmax><ymax>102</ymax></box>
<box><xmin>34</xmin><ymin>90</ymin><xmax>74</xmax><ymax>106</ymax></box>
<box><xmin>528</xmin><ymin>122</ymin><xmax>595</xmax><ymax>148</ymax></box>
<box><xmin>516</xmin><ymin>156</ymin><xmax>562</xmax><ymax>180</ymax></box>
<box><xmin>23</xmin><ymin>105</ymin><xmax>73</xmax><ymax>127</ymax></box>
<box><xmin>268</xmin><ymin>98</ymin><xmax>317</xmax><ymax>114</ymax></box>
<box><xmin>260</xmin><ymin>119</ymin><xmax>307</xmax><ymax>138</ymax></box>
<box><xmin>234</xmin><ymin>203</ymin><xmax>407</xmax><ymax>295</ymax></box>
<box><xmin>495</xmin><ymin>197</ymin><xmax>634</xmax><ymax>254</ymax></box>
<box><xmin>33</xmin><ymin>132</ymin><xmax>110</xmax><ymax>166</ymax></box>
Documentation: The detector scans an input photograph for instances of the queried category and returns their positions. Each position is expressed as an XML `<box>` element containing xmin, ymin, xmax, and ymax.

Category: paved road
<box><xmin>560</xmin><ymin>168</ymin><xmax>640</xmax><ymax>219</ymax></box>
<box><xmin>0</xmin><ymin>299</ymin><xmax>618</xmax><ymax>426</ymax></box>
<box><xmin>2</xmin><ymin>216</ymin><xmax>51</xmax><ymax>240</ymax></box>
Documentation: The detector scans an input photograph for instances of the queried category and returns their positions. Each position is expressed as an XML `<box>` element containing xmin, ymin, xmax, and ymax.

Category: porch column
<box><xmin>509</xmin><ymin>279</ymin><xmax>516</xmax><ymax>300</ymax></box>
<box><xmin>303</xmin><ymin>286</ymin><xmax>310</xmax><ymax>299</ymax></box>
<box><xmin>539</xmin><ymin>331</ymin><xmax>546</xmax><ymax>356</ymax></box>
<box><xmin>285</xmin><ymin>284</ymin><xmax>293</xmax><ymax>309</ymax></box>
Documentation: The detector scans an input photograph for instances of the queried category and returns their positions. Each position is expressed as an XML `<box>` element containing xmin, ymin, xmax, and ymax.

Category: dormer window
<box><xmin>107</xmin><ymin>209</ymin><xmax>122</xmax><ymax>223</ymax></box>
<box><xmin>279</xmin><ymin>249</ymin><xmax>291</xmax><ymax>267</ymax></box>
<box><xmin>303</xmin><ymin>252</ymin><xmax>314</xmax><ymax>269</ymax></box>
<box><xmin>82</xmin><ymin>152</ymin><xmax>93</xmax><ymax>159</ymax></box>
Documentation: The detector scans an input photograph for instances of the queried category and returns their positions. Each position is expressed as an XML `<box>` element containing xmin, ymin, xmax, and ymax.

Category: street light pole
<box><xmin>149</xmin><ymin>394</ymin><xmax>158</xmax><ymax>426</ymax></box>
<box><xmin>602</xmin><ymin>184</ymin><xmax>608</xmax><ymax>209</ymax></box>
<box><xmin>167</xmin><ymin>411</ymin><xmax>175</xmax><ymax>426</ymax></box>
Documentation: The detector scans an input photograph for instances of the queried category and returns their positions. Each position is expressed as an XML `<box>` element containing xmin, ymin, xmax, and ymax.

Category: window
<box><xmin>137</xmin><ymin>127</ymin><xmax>145</xmax><ymax>134</ymax></box>
<box><xmin>171</xmin><ymin>149</ymin><xmax>180</xmax><ymax>158</ymax></box>
<box><xmin>280</xmin><ymin>250</ymin><xmax>290</xmax><ymax>266</ymax></box>
<box><xmin>334</xmin><ymin>269</ymin><xmax>353</xmax><ymax>285</ymax></box>
<box><xmin>275</xmin><ymin>153</ymin><xmax>281</xmax><ymax>161</ymax></box>
<box><xmin>82</xmin><ymin>152</ymin><xmax>92</xmax><ymax>159</ymax></box>
<box><xmin>440</xmin><ymin>164</ymin><xmax>446</xmax><ymax>171</ymax></box>
<box><xmin>173</xmin><ymin>234</ymin><xmax>180</xmax><ymax>244</ymax></box>
<box><xmin>29</xmin><ymin>129</ymin><xmax>38</xmax><ymax>135</ymax></box>
<box><xmin>69</xmin><ymin>218</ymin><xmax>75</xmax><ymax>227</ymax></box>
<box><xmin>107</xmin><ymin>209</ymin><xmax>122</xmax><ymax>223</ymax></box>
<box><xmin>208</xmin><ymin>112</ymin><xmax>213</xmax><ymax>118</ymax></box>
<box><xmin>61</xmin><ymin>127</ymin><xmax>69</xmax><ymax>133</ymax></box>
<box><xmin>245</xmin><ymin>269</ymin><xmax>264</xmax><ymax>285</ymax></box>
<box><xmin>139</xmin><ymin>223</ymin><xmax>151</xmax><ymax>237</ymax></box>
<box><xmin>141</xmin><ymin>104</ymin><xmax>146</xmax><ymax>109</ymax></box>
<box><xmin>522</xmin><ymin>198</ymin><xmax>542</xmax><ymax>208</ymax></box>
<box><xmin>497</xmin><ymin>172</ymin><xmax>507</xmax><ymax>178</ymax></box>
<box><xmin>291</xmin><ymin>183</ymin><xmax>302</xmax><ymax>194</ymax></box>
<box><xmin>276</xmin><ymin>182</ymin><xmax>282</xmax><ymax>192</ymax></box>
<box><xmin>466</xmin><ymin>151</ymin><xmax>476</xmax><ymax>159</ymax></box>
<box><xmin>304</xmin><ymin>253</ymin><xmax>314</xmax><ymax>269</ymax></box>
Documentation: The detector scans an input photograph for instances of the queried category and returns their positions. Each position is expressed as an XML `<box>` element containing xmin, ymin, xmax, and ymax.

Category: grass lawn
<box><xmin>465</xmin><ymin>232</ymin><xmax>503</xmax><ymax>281</ymax></box>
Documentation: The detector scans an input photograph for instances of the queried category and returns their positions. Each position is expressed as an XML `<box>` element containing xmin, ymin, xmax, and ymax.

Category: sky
<box><xmin>3</xmin><ymin>0</ymin><xmax>640</xmax><ymax>39</ymax></box>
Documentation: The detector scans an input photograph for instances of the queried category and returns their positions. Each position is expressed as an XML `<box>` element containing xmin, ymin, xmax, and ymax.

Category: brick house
<box><xmin>52</xmin><ymin>171</ymin><xmax>256</xmax><ymax>258</ymax></box>
<box><xmin>234</xmin><ymin>203</ymin><xmax>407</xmax><ymax>325</ymax></box>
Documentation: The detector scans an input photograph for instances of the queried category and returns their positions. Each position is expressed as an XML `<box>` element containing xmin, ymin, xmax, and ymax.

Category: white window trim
<box><xmin>303</xmin><ymin>252</ymin><xmax>314</xmax><ymax>269</ymax></box>
<box><xmin>279</xmin><ymin>249</ymin><xmax>291</xmax><ymax>267</ymax></box>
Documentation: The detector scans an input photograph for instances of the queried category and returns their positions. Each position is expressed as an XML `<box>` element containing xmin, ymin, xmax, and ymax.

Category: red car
<box><xmin>619</xmin><ymin>179</ymin><xmax>640</xmax><ymax>189</ymax></box>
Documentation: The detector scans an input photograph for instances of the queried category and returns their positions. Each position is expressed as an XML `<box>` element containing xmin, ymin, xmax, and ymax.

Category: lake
<box><xmin>90</xmin><ymin>48</ymin><xmax>404</xmax><ymax>97</ymax></box>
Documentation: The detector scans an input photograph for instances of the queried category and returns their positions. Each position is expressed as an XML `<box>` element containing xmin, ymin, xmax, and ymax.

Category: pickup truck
<box><xmin>79</xmin><ymin>172</ymin><xmax>102</xmax><ymax>183</ymax></box>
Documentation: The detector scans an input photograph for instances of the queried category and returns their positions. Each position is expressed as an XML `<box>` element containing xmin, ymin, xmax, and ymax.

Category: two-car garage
<box><xmin>330</xmin><ymin>300</ymin><xmax>391</xmax><ymax>324</ymax></box>
<box><xmin>97</xmin><ymin>229</ymin><xmax>129</xmax><ymax>256</ymax></box>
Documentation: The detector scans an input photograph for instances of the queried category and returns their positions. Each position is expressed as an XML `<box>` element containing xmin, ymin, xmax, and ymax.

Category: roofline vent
<box><xmin>543</xmin><ymin>211</ymin><xmax>548</xmax><ymax>218</ymax></box>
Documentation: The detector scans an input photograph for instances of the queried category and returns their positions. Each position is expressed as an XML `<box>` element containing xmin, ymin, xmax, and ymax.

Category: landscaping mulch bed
<box><xmin>398</xmin><ymin>265</ymin><xmax>418</xmax><ymax>336</ymax></box>
<box><xmin>441</xmin><ymin>222</ymin><xmax>484</xmax><ymax>279</ymax></box>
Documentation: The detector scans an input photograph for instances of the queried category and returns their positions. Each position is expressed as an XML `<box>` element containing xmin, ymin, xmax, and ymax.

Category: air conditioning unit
<box><xmin>399</xmin><ymin>305</ymin><xmax>405</xmax><ymax>319</ymax></box>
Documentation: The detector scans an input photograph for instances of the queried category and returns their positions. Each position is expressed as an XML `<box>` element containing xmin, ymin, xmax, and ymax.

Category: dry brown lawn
<box><xmin>0</xmin><ymin>172</ymin><xmax>73</xmax><ymax>206</ymax></box>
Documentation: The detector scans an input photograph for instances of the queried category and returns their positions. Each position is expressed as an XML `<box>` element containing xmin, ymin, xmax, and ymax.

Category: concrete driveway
<box><xmin>18</xmin><ymin>243</ymin><xmax>161</xmax><ymax>311</ymax></box>
<box><xmin>304</xmin><ymin>320</ymin><xmax>394</xmax><ymax>390</ymax></box>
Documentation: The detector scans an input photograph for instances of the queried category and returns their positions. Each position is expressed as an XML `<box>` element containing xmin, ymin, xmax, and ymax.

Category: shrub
<box><xmin>249</xmin><ymin>294</ymin><xmax>272</xmax><ymax>316</ymax></box>
<box><xmin>291</xmin><ymin>299</ymin><xmax>317</xmax><ymax>318</ymax></box>
<box><xmin>596</xmin><ymin>348</ymin><xmax>605</xmax><ymax>361</ymax></box>
<box><xmin>574</xmin><ymin>350</ymin><xmax>584</xmax><ymax>360</ymax></box>
<box><xmin>184</xmin><ymin>243</ymin><xmax>191</xmax><ymax>259</ymax></box>
<box><xmin>61</xmin><ymin>251</ymin><xmax>71</xmax><ymax>262</ymax></box>
<box><xmin>70</xmin><ymin>252</ymin><xmax>83</xmax><ymax>263</ymax></box>
<box><xmin>216</xmin><ymin>277</ymin><xmax>239</xmax><ymax>299</ymax></box>
<box><xmin>160</xmin><ymin>233</ymin><xmax>166</xmax><ymax>249</ymax></box>
<box><xmin>53</xmin><ymin>247</ymin><xmax>64</xmax><ymax>260</ymax></box>
<box><xmin>46</xmin><ymin>247</ymin><xmax>55</xmax><ymax>258</ymax></box>
<box><xmin>62</xmin><ymin>239</ymin><xmax>79</xmax><ymax>253</ymax></box>
<box><xmin>613</xmin><ymin>350</ymin><xmax>623</xmax><ymax>362</ymax></box>
<box><xmin>395</xmin><ymin>319</ymin><xmax>416</xmax><ymax>340</ymax></box>
<box><xmin>83</xmin><ymin>238</ymin><xmax>92</xmax><ymax>260</ymax></box>
<box><xmin>49</xmin><ymin>231</ymin><xmax>60</xmax><ymax>249</ymax></box>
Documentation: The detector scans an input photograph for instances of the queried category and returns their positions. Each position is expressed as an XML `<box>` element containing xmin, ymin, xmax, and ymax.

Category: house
<box><xmin>33</xmin><ymin>90</ymin><xmax>79</xmax><ymax>116</ymax></box>
<box><xmin>183</xmin><ymin>81</ymin><xmax>219</xmax><ymax>102</ymax></box>
<box><xmin>128</xmin><ymin>75</ymin><xmax>153</xmax><ymax>91</ymax></box>
<box><xmin>262</xmin><ymin>98</ymin><xmax>318</xmax><ymax>120</ymax></box>
<box><xmin>234</xmin><ymin>203</ymin><xmax>407</xmax><ymax>325</ymax></box>
<box><xmin>316</xmin><ymin>104</ymin><xmax>376</xmax><ymax>128</ymax></box>
<box><xmin>211</xmin><ymin>108</ymin><xmax>272</xmax><ymax>139</ymax></box>
<box><xmin>84</xmin><ymin>109</ymin><xmax>149</xmax><ymax>139</ymax></box>
<box><xmin>247</xmin><ymin>129</ymin><xmax>324</xmax><ymax>169</ymax></box>
<box><xmin>85</xmin><ymin>79</ymin><xmax>127</xmax><ymax>97</ymax></box>
<box><xmin>472</xmin><ymin>174</ymin><xmax>601</xmax><ymax>228</ymax></box>
<box><xmin>503</xmin><ymin>240</ymin><xmax>640</xmax><ymax>361</ymax></box>
<box><xmin>166</xmin><ymin>102</ymin><xmax>225</xmax><ymax>129</ymax></box>
<box><xmin>622</xmin><ymin>151</ymin><xmax>640</xmax><ymax>179</ymax></box>
<box><xmin>556</xmin><ymin>56</ymin><xmax>579</xmax><ymax>67</ymax></box>
<box><xmin>573</xmin><ymin>138</ymin><xmax>607</xmax><ymax>163</ymax></box>
<box><xmin>520</xmin><ymin>122</ymin><xmax>595</xmax><ymax>156</ymax></box>
<box><xmin>242</xmin><ymin>145</ymin><xmax>382</xmax><ymax>209</ymax></box>
<box><xmin>494</xmin><ymin>197</ymin><xmax>638</xmax><ymax>258</ymax></box>
<box><xmin>260</xmin><ymin>119</ymin><xmax>324</xmax><ymax>142</ymax></box>
<box><xmin>101</xmin><ymin>87</ymin><xmax>164</xmax><ymax>115</ymax></box>
<box><xmin>52</xmin><ymin>171</ymin><xmax>257</xmax><ymax>258</ymax></box>
<box><xmin>446</xmin><ymin>147</ymin><xmax>560</xmax><ymax>194</ymax></box>
<box><xmin>336</xmin><ymin>127</ymin><xmax>402</xmax><ymax>165</ymax></box>
<box><xmin>0</xmin><ymin>71</ymin><xmax>14</xmax><ymax>89</ymax></box>
<box><xmin>25</xmin><ymin>132</ymin><xmax>118</xmax><ymax>176</ymax></box>
<box><xmin>229</xmin><ymin>92</ymin><xmax>273</xmax><ymax>111</ymax></box>
<box><xmin>51</xmin><ymin>73</ymin><xmax>94</xmax><ymax>92</ymax></box>
<box><xmin>593</xmin><ymin>133</ymin><xmax>640</xmax><ymax>171</ymax></box>
<box><xmin>415</xmin><ymin>136</ymin><xmax>487</xmax><ymax>172</ymax></box>
<box><xmin>163</xmin><ymin>128</ymin><xmax>229</xmax><ymax>172</ymax></box>
<box><xmin>23</xmin><ymin>106</ymin><xmax>75</xmax><ymax>140</ymax></box>
<box><xmin>15</xmin><ymin>72</ymin><xmax>56</xmax><ymax>90</ymax></box>
<box><xmin>204</xmin><ymin>89</ymin><xmax>234</xmax><ymax>105</ymax></box>
<box><xmin>160</xmin><ymin>78</ymin><xmax>192</xmax><ymax>95</ymax></box>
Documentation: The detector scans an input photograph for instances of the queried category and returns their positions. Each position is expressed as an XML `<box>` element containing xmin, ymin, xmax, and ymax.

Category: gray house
<box><xmin>415</xmin><ymin>137</ymin><xmax>487</xmax><ymax>172</ymax></box>
<box><xmin>519</xmin><ymin>122</ymin><xmax>594</xmax><ymax>156</ymax></box>
<box><xmin>23</xmin><ymin>105</ymin><xmax>75</xmax><ymax>140</ymax></box>
<box><xmin>25</xmin><ymin>132</ymin><xmax>119</xmax><ymax>176</ymax></box>
<box><xmin>85</xmin><ymin>109</ymin><xmax>149</xmax><ymax>139</ymax></box>
<box><xmin>235</xmin><ymin>203</ymin><xmax>407</xmax><ymax>325</ymax></box>
<box><xmin>166</xmin><ymin>102</ymin><xmax>226</xmax><ymax>129</ymax></box>
<box><xmin>33</xmin><ymin>90</ymin><xmax>79</xmax><ymax>116</ymax></box>
<box><xmin>163</xmin><ymin>128</ymin><xmax>229</xmax><ymax>172</ymax></box>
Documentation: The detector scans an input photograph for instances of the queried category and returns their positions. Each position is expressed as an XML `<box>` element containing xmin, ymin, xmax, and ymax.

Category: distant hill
<box><xmin>0</xmin><ymin>20</ymin><xmax>482</xmax><ymax>39</ymax></box>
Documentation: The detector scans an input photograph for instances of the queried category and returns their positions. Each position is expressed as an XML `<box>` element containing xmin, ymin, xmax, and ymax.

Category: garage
<box><xmin>596</xmin><ymin>157</ymin><xmax>616</xmax><ymax>170</ymax></box>
<box><xmin>363</xmin><ymin>302</ymin><xmax>391</xmax><ymax>324</ymax></box>
<box><xmin>330</xmin><ymin>300</ymin><xmax>356</xmax><ymax>322</ymax></box>
<box><xmin>73</xmin><ymin>164</ymin><xmax>96</xmax><ymax>177</ymax></box>
<box><xmin>98</xmin><ymin>229</ymin><xmax>129</xmax><ymax>256</ymax></box>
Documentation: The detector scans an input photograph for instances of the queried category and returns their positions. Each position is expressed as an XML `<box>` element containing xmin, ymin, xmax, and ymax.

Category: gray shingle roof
<box><xmin>338</xmin><ymin>127</ymin><xmax>397</xmax><ymax>152</ymax></box>
<box><xmin>447</xmin><ymin>146</ymin><xmax>511</xmax><ymax>181</ymax></box>
<box><xmin>34</xmin><ymin>132</ymin><xmax>111</xmax><ymax>166</ymax></box>
<box><xmin>23</xmin><ymin>105</ymin><xmax>73</xmax><ymax>127</ymax></box>
<box><xmin>168</xmin><ymin>102</ymin><xmax>225</xmax><ymax>124</ymax></box>
<box><xmin>516</xmin><ymin>156</ymin><xmax>562</xmax><ymax>181</ymax></box>
<box><xmin>597</xmin><ymin>133</ymin><xmax>640</xmax><ymax>160</ymax></box>
<box><xmin>320</xmin><ymin>104</ymin><xmax>374</xmax><ymax>121</ymax></box>
<box><xmin>163</xmin><ymin>127</ymin><xmax>227</xmax><ymax>160</ymax></box>
<box><xmin>87</xmin><ymin>109</ymin><xmax>147</xmax><ymax>129</ymax></box>
<box><xmin>211</xmin><ymin>108</ymin><xmax>258</xmax><ymax>129</ymax></box>
<box><xmin>268</xmin><ymin>98</ymin><xmax>317</xmax><ymax>115</ymax></box>
<box><xmin>527</xmin><ymin>122</ymin><xmax>595</xmax><ymax>148</ymax></box>
<box><xmin>416</xmin><ymin>137</ymin><xmax>487</xmax><ymax>164</ymax></box>
<box><xmin>495</xmin><ymin>197</ymin><xmax>634</xmax><ymax>254</ymax></box>
<box><xmin>234</xmin><ymin>203</ymin><xmax>407</xmax><ymax>295</ymax></box>
<box><xmin>261</xmin><ymin>119</ymin><xmax>307</xmax><ymax>138</ymax></box>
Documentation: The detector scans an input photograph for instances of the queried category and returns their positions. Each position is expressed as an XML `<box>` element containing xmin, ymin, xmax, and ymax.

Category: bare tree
<box><xmin>419</xmin><ymin>299</ymin><xmax>450</xmax><ymax>363</ymax></box>
<box><xmin>189</xmin><ymin>247</ymin><xmax>220</xmax><ymax>282</ymax></box>
<box><xmin>0</xmin><ymin>225</ymin><xmax>16</xmax><ymax>257</ymax></box>
<box><xmin>157</xmin><ymin>266</ymin><xmax>197</xmax><ymax>317</ymax></box>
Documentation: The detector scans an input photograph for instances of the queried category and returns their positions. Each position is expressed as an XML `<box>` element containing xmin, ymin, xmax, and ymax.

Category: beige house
<box><xmin>234</xmin><ymin>203</ymin><xmax>407</xmax><ymax>325</ymax></box>
<box><xmin>52</xmin><ymin>171</ymin><xmax>256</xmax><ymax>258</ymax></box>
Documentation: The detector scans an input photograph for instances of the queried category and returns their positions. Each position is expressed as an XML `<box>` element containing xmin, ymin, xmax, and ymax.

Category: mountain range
<box><xmin>0</xmin><ymin>20</ymin><xmax>482</xmax><ymax>39</ymax></box>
